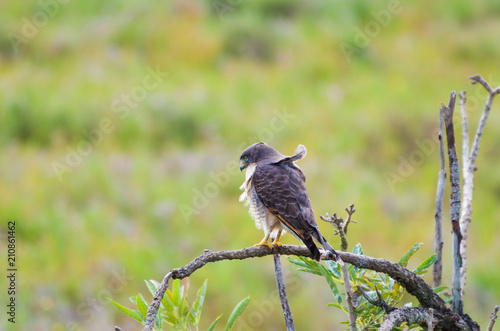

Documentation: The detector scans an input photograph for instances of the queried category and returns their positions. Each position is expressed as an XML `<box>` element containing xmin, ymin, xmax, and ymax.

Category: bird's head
<box><xmin>239</xmin><ymin>142</ymin><xmax>283</xmax><ymax>171</ymax></box>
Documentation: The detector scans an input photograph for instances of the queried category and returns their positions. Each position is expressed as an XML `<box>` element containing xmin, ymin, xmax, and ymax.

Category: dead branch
<box><xmin>273</xmin><ymin>254</ymin><xmax>295</xmax><ymax>331</ymax></box>
<box><xmin>428</xmin><ymin>308</ymin><xmax>435</xmax><ymax>331</ymax></box>
<box><xmin>379</xmin><ymin>307</ymin><xmax>472</xmax><ymax>331</ymax></box>
<box><xmin>458</xmin><ymin>75</ymin><xmax>500</xmax><ymax>300</ymax></box>
<box><xmin>321</xmin><ymin>204</ymin><xmax>357</xmax><ymax>331</ymax></box>
<box><xmin>487</xmin><ymin>306</ymin><xmax>500</xmax><ymax>331</ymax></box>
<box><xmin>356</xmin><ymin>285</ymin><xmax>395</xmax><ymax>314</ymax></box>
<box><xmin>433</xmin><ymin>107</ymin><xmax>446</xmax><ymax>288</ymax></box>
<box><xmin>459</xmin><ymin>90</ymin><xmax>471</xmax><ymax>298</ymax></box>
<box><xmin>142</xmin><ymin>244</ymin><xmax>479</xmax><ymax>331</ymax></box>
<box><xmin>442</xmin><ymin>91</ymin><xmax>464</xmax><ymax>315</ymax></box>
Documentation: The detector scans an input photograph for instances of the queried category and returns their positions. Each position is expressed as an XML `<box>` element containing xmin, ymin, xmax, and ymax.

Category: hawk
<box><xmin>239</xmin><ymin>142</ymin><xmax>337</xmax><ymax>261</ymax></box>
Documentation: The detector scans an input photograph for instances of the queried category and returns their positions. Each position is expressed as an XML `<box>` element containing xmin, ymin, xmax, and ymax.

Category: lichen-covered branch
<box><xmin>273</xmin><ymin>254</ymin><xmax>295</xmax><ymax>331</ymax></box>
<box><xmin>379</xmin><ymin>307</ymin><xmax>473</xmax><ymax>331</ymax></box>
<box><xmin>321</xmin><ymin>205</ymin><xmax>358</xmax><ymax>331</ymax></box>
<box><xmin>433</xmin><ymin>107</ymin><xmax>446</xmax><ymax>288</ymax></box>
<box><xmin>357</xmin><ymin>285</ymin><xmax>475</xmax><ymax>331</ymax></box>
<box><xmin>487</xmin><ymin>305</ymin><xmax>500</xmax><ymax>331</ymax></box>
<box><xmin>356</xmin><ymin>285</ymin><xmax>395</xmax><ymax>314</ymax></box>
<box><xmin>442</xmin><ymin>91</ymin><xmax>463</xmax><ymax>315</ymax></box>
<box><xmin>142</xmin><ymin>244</ymin><xmax>475</xmax><ymax>331</ymax></box>
<box><xmin>458</xmin><ymin>75</ymin><xmax>500</xmax><ymax>300</ymax></box>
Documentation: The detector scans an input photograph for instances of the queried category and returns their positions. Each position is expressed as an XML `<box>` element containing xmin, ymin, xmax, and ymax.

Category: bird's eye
<box><xmin>243</xmin><ymin>156</ymin><xmax>249</xmax><ymax>162</ymax></box>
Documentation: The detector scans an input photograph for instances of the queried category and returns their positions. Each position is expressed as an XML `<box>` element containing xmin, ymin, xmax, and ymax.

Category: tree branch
<box><xmin>356</xmin><ymin>285</ymin><xmax>395</xmax><ymax>314</ymax></box>
<box><xmin>427</xmin><ymin>308</ymin><xmax>435</xmax><ymax>331</ymax></box>
<box><xmin>487</xmin><ymin>305</ymin><xmax>500</xmax><ymax>331</ymax></box>
<box><xmin>433</xmin><ymin>107</ymin><xmax>446</xmax><ymax>288</ymax></box>
<box><xmin>442</xmin><ymin>91</ymin><xmax>464</xmax><ymax>315</ymax></box>
<box><xmin>459</xmin><ymin>90</ymin><xmax>471</xmax><ymax>299</ymax></box>
<box><xmin>142</xmin><ymin>244</ymin><xmax>467</xmax><ymax>331</ymax></box>
<box><xmin>458</xmin><ymin>75</ymin><xmax>500</xmax><ymax>301</ymax></box>
<box><xmin>321</xmin><ymin>204</ymin><xmax>358</xmax><ymax>331</ymax></box>
<box><xmin>379</xmin><ymin>307</ymin><xmax>472</xmax><ymax>331</ymax></box>
<box><xmin>273</xmin><ymin>254</ymin><xmax>295</xmax><ymax>331</ymax></box>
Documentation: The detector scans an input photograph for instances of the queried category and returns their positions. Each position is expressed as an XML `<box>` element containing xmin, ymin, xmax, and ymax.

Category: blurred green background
<box><xmin>1</xmin><ymin>0</ymin><xmax>500</xmax><ymax>330</ymax></box>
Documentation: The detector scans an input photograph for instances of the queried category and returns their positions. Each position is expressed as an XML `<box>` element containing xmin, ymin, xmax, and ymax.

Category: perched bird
<box><xmin>239</xmin><ymin>142</ymin><xmax>337</xmax><ymax>261</ymax></box>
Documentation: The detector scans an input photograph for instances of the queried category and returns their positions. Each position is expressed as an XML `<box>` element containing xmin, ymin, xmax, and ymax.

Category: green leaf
<box><xmin>172</xmin><ymin>279</ymin><xmax>181</xmax><ymax>306</ymax></box>
<box><xmin>225</xmin><ymin>297</ymin><xmax>250</xmax><ymax>331</ymax></box>
<box><xmin>325</xmin><ymin>260</ymin><xmax>342</xmax><ymax>279</ymax></box>
<box><xmin>398</xmin><ymin>243</ymin><xmax>423</xmax><ymax>267</ymax></box>
<box><xmin>145</xmin><ymin>280</ymin><xmax>158</xmax><ymax>297</ymax></box>
<box><xmin>190</xmin><ymin>279</ymin><xmax>208</xmax><ymax>325</ymax></box>
<box><xmin>352</xmin><ymin>243</ymin><xmax>364</xmax><ymax>255</ymax></box>
<box><xmin>287</xmin><ymin>257</ymin><xmax>311</xmax><ymax>268</ymax></box>
<box><xmin>162</xmin><ymin>289</ymin><xmax>174</xmax><ymax>312</ymax></box>
<box><xmin>348</xmin><ymin>263</ymin><xmax>357</xmax><ymax>280</ymax></box>
<box><xmin>319</xmin><ymin>264</ymin><xmax>342</xmax><ymax>303</ymax></box>
<box><xmin>296</xmin><ymin>267</ymin><xmax>322</xmax><ymax>276</ymax></box>
<box><xmin>413</xmin><ymin>254</ymin><xmax>437</xmax><ymax>275</ymax></box>
<box><xmin>107</xmin><ymin>298</ymin><xmax>143</xmax><ymax>324</ymax></box>
<box><xmin>179</xmin><ymin>294</ymin><xmax>189</xmax><ymax>319</ymax></box>
<box><xmin>433</xmin><ymin>285</ymin><xmax>448</xmax><ymax>294</ymax></box>
<box><xmin>155</xmin><ymin>311</ymin><xmax>162</xmax><ymax>330</ymax></box>
<box><xmin>289</xmin><ymin>256</ymin><xmax>322</xmax><ymax>275</ymax></box>
<box><xmin>150</xmin><ymin>279</ymin><xmax>161</xmax><ymax>289</ymax></box>
<box><xmin>207</xmin><ymin>314</ymin><xmax>223</xmax><ymax>331</ymax></box>
<box><xmin>327</xmin><ymin>302</ymin><xmax>348</xmax><ymax>312</ymax></box>
<box><xmin>136</xmin><ymin>293</ymin><xmax>149</xmax><ymax>319</ymax></box>
<box><xmin>298</xmin><ymin>256</ymin><xmax>321</xmax><ymax>269</ymax></box>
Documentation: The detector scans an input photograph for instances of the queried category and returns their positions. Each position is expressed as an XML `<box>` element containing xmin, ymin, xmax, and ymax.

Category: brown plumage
<box><xmin>239</xmin><ymin>142</ymin><xmax>337</xmax><ymax>261</ymax></box>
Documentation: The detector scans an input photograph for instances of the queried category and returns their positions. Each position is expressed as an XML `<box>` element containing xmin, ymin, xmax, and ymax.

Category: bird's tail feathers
<box><xmin>303</xmin><ymin>235</ymin><xmax>321</xmax><ymax>261</ymax></box>
<box><xmin>312</xmin><ymin>230</ymin><xmax>338</xmax><ymax>260</ymax></box>
<box><xmin>273</xmin><ymin>144</ymin><xmax>307</xmax><ymax>165</ymax></box>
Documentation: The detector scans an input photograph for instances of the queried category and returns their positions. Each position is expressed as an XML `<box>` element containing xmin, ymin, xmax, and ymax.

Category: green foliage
<box><xmin>110</xmin><ymin>279</ymin><xmax>249</xmax><ymax>331</ymax></box>
<box><xmin>288</xmin><ymin>243</ymin><xmax>437</xmax><ymax>330</ymax></box>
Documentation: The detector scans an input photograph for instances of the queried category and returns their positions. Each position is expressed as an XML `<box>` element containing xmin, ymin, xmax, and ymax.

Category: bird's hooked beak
<box><xmin>240</xmin><ymin>160</ymin><xmax>248</xmax><ymax>171</ymax></box>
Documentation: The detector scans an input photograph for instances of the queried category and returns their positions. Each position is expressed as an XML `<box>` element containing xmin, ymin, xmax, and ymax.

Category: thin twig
<box><xmin>321</xmin><ymin>205</ymin><xmax>357</xmax><ymax>331</ymax></box>
<box><xmin>459</xmin><ymin>90</ymin><xmax>470</xmax><ymax>298</ymax></box>
<box><xmin>273</xmin><ymin>254</ymin><xmax>295</xmax><ymax>331</ymax></box>
<box><xmin>459</xmin><ymin>76</ymin><xmax>500</xmax><ymax>300</ymax></box>
<box><xmin>144</xmin><ymin>271</ymin><xmax>173</xmax><ymax>330</ymax></box>
<box><xmin>343</xmin><ymin>204</ymin><xmax>356</xmax><ymax>234</ymax></box>
<box><xmin>433</xmin><ymin>108</ymin><xmax>446</xmax><ymax>288</ymax></box>
<box><xmin>427</xmin><ymin>308</ymin><xmax>435</xmax><ymax>331</ymax></box>
<box><xmin>356</xmin><ymin>285</ymin><xmax>395</xmax><ymax>313</ymax></box>
<box><xmin>442</xmin><ymin>91</ymin><xmax>463</xmax><ymax>315</ymax></box>
<box><xmin>487</xmin><ymin>305</ymin><xmax>500</xmax><ymax>331</ymax></box>
<box><xmin>378</xmin><ymin>307</ymin><xmax>472</xmax><ymax>331</ymax></box>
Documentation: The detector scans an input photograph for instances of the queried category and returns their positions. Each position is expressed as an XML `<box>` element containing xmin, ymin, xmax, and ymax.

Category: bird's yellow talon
<box><xmin>253</xmin><ymin>241</ymin><xmax>274</xmax><ymax>250</ymax></box>
<box><xmin>272</xmin><ymin>240</ymin><xmax>282</xmax><ymax>247</ymax></box>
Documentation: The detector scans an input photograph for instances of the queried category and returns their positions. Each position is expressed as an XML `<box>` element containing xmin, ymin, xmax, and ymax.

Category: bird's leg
<box><xmin>253</xmin><ymin>233</ymin><xmax>273</xmax><ymax>250</ymax></box>
<box><xmin>272</xmin><ymin>230</ymin><xmax>283</xmax><ymax>247</ymax></box>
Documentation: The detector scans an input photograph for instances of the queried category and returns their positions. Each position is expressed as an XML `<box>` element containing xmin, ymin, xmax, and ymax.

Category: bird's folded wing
<box><xmin>253</xmin><ymin>163</ymin><xmax>319</xmax><ymax>235</ymax></box>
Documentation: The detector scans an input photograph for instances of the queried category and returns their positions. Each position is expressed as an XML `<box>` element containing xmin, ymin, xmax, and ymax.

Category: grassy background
<box><xmin>1</xmin><ymin>0</ymin><xmax>500</xmax><ymax>330</ymax></box>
